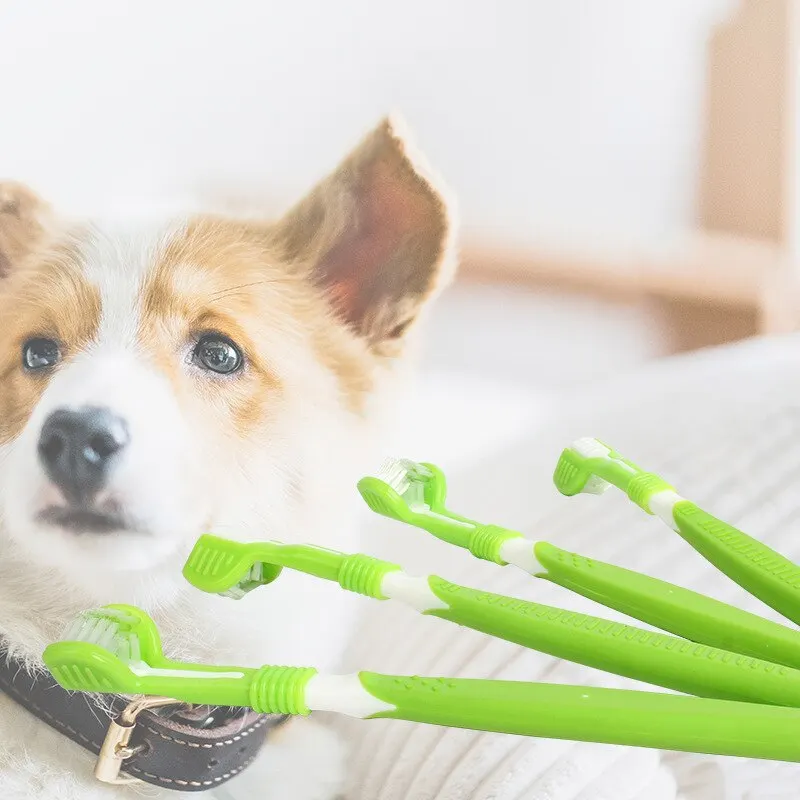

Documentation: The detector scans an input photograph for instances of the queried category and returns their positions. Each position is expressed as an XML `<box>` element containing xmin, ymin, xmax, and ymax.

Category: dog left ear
<box><xmin>0</xmin><ymin>182</ymin><xmax>51</xmax><ymax>279</ymax></box>
<box><xmin>272</xmin><ymin>116</ymin><xmax>456</xmax><ymax>349</ymax></box>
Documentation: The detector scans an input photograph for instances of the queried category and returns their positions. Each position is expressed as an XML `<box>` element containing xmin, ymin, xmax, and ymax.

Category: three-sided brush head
<box><xmin>43</xmin><ymin>604</ymin><xmax>161</xmax><ymax>694</ymax></box>
<box><xmin>552</xmin><ymin>438</ymin><xmax>614</xmax><ymax>496</ymax></box>
<box><xmin>182</xmin><ymin>535</ymin><xmax>283</xmax><ymax>598</ymax></box>
<box><xmin>44</xmin><ymin>604</ymin><xmax>259</xmax><ymax>708</ymax></box>
<box><xmin>357</xmin><ymin>457</ymin><xmax>448</xmax><ymax>522</ymax></box>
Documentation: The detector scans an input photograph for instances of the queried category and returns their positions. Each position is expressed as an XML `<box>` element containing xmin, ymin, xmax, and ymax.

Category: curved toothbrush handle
<box><xmin>425</xmin><ymin>575</ymin><xmax>800</xmax><ymax>707</ymax></box>
<box><xmin>358</xmin><ymin>673</ymin><xmax>800</xmax><ymax>762</ymax></box>
<box><xmin>672</xmin><ymin>501</ymin><xmax>800</xmax><ymax>625</ymax></box>
<box><xmin>534</xmin><ymin>541</ymin><xmax>800</xmax><ymax>670</ymax></box>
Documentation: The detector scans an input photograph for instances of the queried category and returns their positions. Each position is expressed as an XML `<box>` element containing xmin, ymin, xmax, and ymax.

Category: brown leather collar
<box><xmin>0</xmin><ymin>648</ymin><xmax>288</xmax><ymax>792</ymax></box>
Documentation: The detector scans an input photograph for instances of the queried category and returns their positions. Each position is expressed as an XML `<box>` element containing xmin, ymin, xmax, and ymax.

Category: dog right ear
<box><xmin>270</xmin><ymin>117</ymin><xmax>456</xmax><ymax>354</ymax></box>
<box><xmin>0</xmin><ymin>182</ymin><xmax>51</xmax><ymax>278</ymax></box>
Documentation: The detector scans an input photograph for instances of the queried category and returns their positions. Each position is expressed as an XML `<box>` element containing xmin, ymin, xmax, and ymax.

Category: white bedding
<box><xmin>340</xmin><ymin>333</ymin><xmax>800</xmax><ymax>800</ymax></box>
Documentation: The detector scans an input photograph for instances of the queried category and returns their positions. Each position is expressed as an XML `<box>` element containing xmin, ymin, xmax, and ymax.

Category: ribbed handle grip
<box><xmin>673</xmin><ymin>502</ymin><xmax>800</xmax><ymax>625</ymax></box>
<box><xmin>249</xmin><ymin>666</ymin><xmax>317</xmax><ymax>715</ymax></box>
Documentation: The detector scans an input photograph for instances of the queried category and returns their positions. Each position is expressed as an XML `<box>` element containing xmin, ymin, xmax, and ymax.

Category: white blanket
<box><xmin>340</xmin><ymin>333</ymin><xmax>800</xmax><ymax>800</ymax></box>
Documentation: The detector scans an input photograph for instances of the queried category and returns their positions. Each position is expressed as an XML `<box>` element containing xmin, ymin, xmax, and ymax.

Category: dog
<box><xmin>0</xmin><ymin>116</ymin><xmax>456</xmax><ymax>799</ymax></box>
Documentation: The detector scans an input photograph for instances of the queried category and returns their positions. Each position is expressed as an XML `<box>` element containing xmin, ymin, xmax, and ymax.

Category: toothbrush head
<box><xmin>182</xmin><ymin>535</ymin><xmax>283</xmax><ymax>598</ymax></box>
<box><xmin>357</xmin><ymin>458</ymin><xmax>447</xmax><ymax>522</ymax></box>
<box><xmin>44</xmin><ymin>604</ymin><xmax>255</xmax><ymax>707</ymax></box>
<box><xmin>552</xmin><ymin>438</ymin><xmax>615</xmax><ymax>496</ymax></box>
<box><xmin>43</xmin><ymin>604</ymin><xmax>161</xmax><ymax>694</ymax></box>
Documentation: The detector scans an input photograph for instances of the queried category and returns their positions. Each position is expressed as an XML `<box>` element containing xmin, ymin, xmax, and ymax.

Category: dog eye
<box><xmin>193</xmin><ymin>334</ymin><xmax>243</xmax><ymax>375</ymax></box>
<box><xmin>22</xmin><ymin>338</ymin><xmax>61</xmax><ymax>371</ymax></box>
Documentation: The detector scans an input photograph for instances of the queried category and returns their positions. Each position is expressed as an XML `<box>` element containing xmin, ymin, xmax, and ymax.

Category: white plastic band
<box><xmin>305</xmin><ymin>673</ymin><xmax>395</xmax><ymax>718</ymax></box>
<box><xmin>647</xmin><ymin>490</ymin><xmax>683</xmax><ymax>532</ymax></box>
<box><xmin>380</xmin><ymin>571</ymin><xmax>448</xmax><ymax>613</ymax></box>
<box><xmin>499</xmin><ymin>537</ymin><xmax>541</xmax><ymax>574</ymax></box>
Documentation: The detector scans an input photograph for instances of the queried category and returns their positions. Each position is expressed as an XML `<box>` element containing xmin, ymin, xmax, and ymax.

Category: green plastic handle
<box><xmin>672</xmin><ymin>501</ymin><xmax>800</xmax><ymax>626</ymax></box>
<box><xmin>359</xmin><ymin>674</ymin><xmax>800</xmax><ymax>762</ymax></box>
<box><xmin>425</xmin><ymin>575</ymin><xmax>800</xmax><ymax>706</ymax></box>
<box><xmin>534</xmin><ymin>541</ymin><xmax>800</xmax><ymax>669</ymax></box>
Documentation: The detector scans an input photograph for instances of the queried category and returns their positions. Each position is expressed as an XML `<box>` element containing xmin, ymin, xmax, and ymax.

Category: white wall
<box><xmin>0</xmin><ymin>0</ymin><xmax>731</xmax><ymax>247</ymax></box>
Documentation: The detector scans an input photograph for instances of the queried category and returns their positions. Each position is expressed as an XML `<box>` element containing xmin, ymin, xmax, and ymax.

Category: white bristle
<box><xmin>102</xmin><ymin>607</ymin><xmax>136</xmax><ymax>625</ymax></box>
<box><xmin>571</xmin><ymin>437</ymin><xmax>611</xmax><ymax>459</ymax></box>
<box><xmin>61</xmin><ymin>618</ymin><xmax>84</xmax><ymax>642</ymax></box>
<box><xmin>375</xmin><ymin>458</ymin><xmax>432</xmax><ymax>510</ymax></box>
<box><xmin>376</xmin><ymin>458</ymin><xmax>413</xmax><ymax>495</ymax></box>
<box><xmin>219</xmin><ymin>563</ymin><xmax>264</xmax><ymax>600</ymax></box>
<box><xmin>86</xmin><ymin>619</ymin><xmax>112</xmax><ymax>645</ymax></box>
<box><xmin>96</xmin><ymin>622</ymin><xmax>119</xmax><ymax>652</ymax></box>
<box><xmin>569</xmin><ymin>437</ymin><xmax>637</xmax><ymax>481</ymax></box>
<box><xmin>118</xmin><ymin>631</ymin><xmax>140</xmax><ymax>664</ymax></box>
<box><xmin>59</xmin><ymin>609</ymin><xmax>133</xmax><ymax>661</ymax></box>
<box><xmin>130</xmin><ymin>633</ymin><xmax>141</xmax><ymax>663</ymax></box>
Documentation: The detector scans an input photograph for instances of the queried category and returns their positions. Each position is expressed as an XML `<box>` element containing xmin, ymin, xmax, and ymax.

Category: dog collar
<box><xmin>0</xmin><ymin>645</ymin><xmax>288</xmax><ymax>792</ymax></box>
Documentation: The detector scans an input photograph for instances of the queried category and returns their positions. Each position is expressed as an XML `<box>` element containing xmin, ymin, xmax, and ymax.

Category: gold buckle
<box><xmin>95</xmin><ymin>696</ymin><xmax>184</xmax><ymax>785</ymax></box>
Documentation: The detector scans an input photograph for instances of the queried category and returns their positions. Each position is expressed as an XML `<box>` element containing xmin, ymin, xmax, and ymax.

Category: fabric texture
<box><xmin>341</xmin><ymin>333</ymin><xmax>800</xmax><ymax>800</ymax></box>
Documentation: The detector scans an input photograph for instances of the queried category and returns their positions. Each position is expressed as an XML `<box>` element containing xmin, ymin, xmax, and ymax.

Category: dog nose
<box><xmin>37</xmin><ymin>407</ymin><xmax>129</xmax><ymax>505</ymax></box>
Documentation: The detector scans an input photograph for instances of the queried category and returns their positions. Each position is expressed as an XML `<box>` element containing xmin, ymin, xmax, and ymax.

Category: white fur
<box><xmin>84</xmin><ymin>219</ymin><xmax>178</xmax><ymax>345</ymax></box>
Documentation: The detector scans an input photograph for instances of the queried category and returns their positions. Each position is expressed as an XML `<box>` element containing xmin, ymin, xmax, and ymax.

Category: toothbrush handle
<box><xmin>671</xmin><ymin>501</ymin><xmax>800</xmax><ymax>626</ymax></box>
<box><xmin>359</xmin><ymin>674</ymin><xmax>800</xmax><ymax>762</ymax></box>
<box><xmin>534</xmin><ymin>541</ymin><xmax>800</xmax><ymax>669</ymax></box>
<box><xmin>425</xmin><ymin>575</ymin><xmax>800</xmax><ymax>706</ymax></box>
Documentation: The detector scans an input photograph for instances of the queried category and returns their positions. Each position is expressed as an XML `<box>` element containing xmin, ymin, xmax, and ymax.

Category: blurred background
<box><xmin>0</xmin><ymin>0</ymin><xmax>794</xmax><ymax>462</ymax></box>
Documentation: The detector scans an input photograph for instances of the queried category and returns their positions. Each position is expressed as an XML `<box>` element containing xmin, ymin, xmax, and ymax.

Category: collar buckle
<box><xmin>95</xmin><ymin>696</ymin><xmax>185</xmax><ymax>785</ymax></box>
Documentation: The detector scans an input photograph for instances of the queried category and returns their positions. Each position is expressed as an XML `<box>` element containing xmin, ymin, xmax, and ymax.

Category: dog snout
<box><xmin>37</xmin><ymin>407</ymin><xmax>129</xmax><ymax>505</ymax></box>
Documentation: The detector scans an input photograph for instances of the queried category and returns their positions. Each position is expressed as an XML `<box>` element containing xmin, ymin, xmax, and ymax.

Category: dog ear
<box><xmin>0</xmin><ymin>182</ymin><xmax>51</xmax><ymax>278</ymax></box>
<box><xmin>272</xmin><ymin>116</ymin><xmax>456</xmax><ymax>349</ymax></box>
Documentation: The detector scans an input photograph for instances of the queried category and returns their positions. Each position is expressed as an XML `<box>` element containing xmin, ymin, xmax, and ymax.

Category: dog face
<box><xmin>0</xmin><ymin>118</ymin><xmax>455</xmax><ymax>600</ymax></box>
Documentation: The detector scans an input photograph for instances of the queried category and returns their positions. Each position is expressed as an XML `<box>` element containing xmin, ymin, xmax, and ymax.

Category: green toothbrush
<box><xmin>183</xmin><ymin>534</ymin><xmax>800</xmax><ymax>708</ymax></box>
<box><xmin>40</xmin><ymin>604</ymin><xmax>800</xmax><ymax>763</ymax></box>
<box><xmin>554</xmin><ymin>437</ymin><xmax>800</xmax><ymax>627</ymax></box>
<box><xmin>358</xmin><ymin>458</ymin><xmax>800</xmax><ymax>669</ymax></box>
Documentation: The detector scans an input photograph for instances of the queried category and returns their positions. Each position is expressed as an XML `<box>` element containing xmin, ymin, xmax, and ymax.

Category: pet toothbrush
<box><xmin>183</xmin><ymin>534</ymin><xmax>800</xmax><ymax>708</ymax></box>
<box><xmin>554</xmin><ymin>438</ymin><xmax>800</xmax><ymax>627</ymax></box>
<box><xmin>359</xmin><ymin>458</ymin><xmax>800</xmax><ymax>669</ymax></box>
<box><xmin>41</xmin><ymin>604</ymin><xmax>800</xmax><ymax>763</ymax></box>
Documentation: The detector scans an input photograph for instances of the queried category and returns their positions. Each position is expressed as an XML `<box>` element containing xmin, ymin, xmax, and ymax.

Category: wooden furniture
<box><xmin>460</xmin><ymin>1</ymin><xmax>800</xmax><ymax>343</ymax></box>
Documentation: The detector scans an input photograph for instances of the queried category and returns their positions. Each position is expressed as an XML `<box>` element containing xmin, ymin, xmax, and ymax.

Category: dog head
<box><xmin>0</xmin><ymin>118</ymin><xmax>456</xmax><ymax>602</ymax></box>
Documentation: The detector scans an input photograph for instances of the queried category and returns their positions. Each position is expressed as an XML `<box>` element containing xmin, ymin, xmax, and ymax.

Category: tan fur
<box><xmin>140</xmin><ymin>217</ymin><xmax>286</xmax><ymax>437</ymax></box>
<box><xmin>0</xmin><ymin>214</ymin><xmax>100</xmax><ymax>444</ymax></box>
<box><xmin>0</xmin><ymin>183</ymin><xmax>53</xmax><ymax>277</ymax></box>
